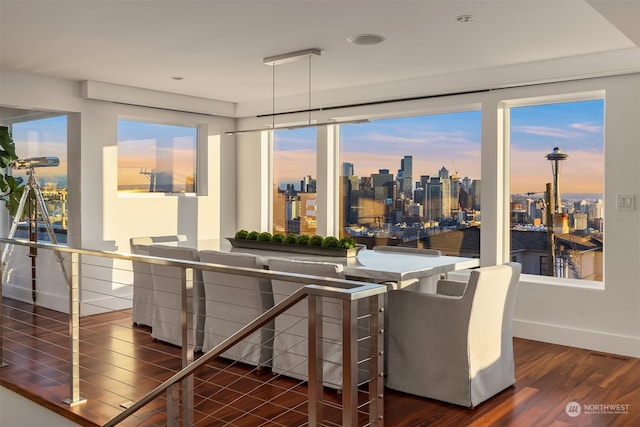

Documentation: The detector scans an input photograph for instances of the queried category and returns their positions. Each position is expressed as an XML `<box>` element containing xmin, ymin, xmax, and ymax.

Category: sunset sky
<box><xmin>117</xmin><ymin>120</ymin><xmax>197</xmax><ymax>189</ymax></box>
<box><xmin>11</xmin><ymin>115</ymin><xmax>68</xmax><ymax>186</ymax></box>
<box><xmin>274</xmin><ymin>99</ymin><xmax>604</xmax><ymax>197</ymax></box>
<box><xmin>12</xmin><ymin>98</ymin><xmax>604</xmax><ymax>198</ymax></box>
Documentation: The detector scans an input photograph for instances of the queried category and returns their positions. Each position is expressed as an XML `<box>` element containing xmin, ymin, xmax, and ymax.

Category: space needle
<box><xmin>545</xmin><ymin>147</ymin><xmax>569</xmax><ymax>215</ymax></box>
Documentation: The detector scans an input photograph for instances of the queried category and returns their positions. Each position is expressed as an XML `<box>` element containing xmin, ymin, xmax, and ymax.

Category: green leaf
<box><xmin>0</xmin><ymin>126</ymin><xmax>18</xmax><ymax>168</ymax></box>
<box><xmin>0</xmin><ymin>127</ymin><xmax>24</xmax><ymax>218</ymax></box>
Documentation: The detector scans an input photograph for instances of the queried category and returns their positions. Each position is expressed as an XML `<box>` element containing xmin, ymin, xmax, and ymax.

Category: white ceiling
<box><xmin>1</xmin><ymin>0</ymin><xmax>639</xmax><ymax>118</ymax></box>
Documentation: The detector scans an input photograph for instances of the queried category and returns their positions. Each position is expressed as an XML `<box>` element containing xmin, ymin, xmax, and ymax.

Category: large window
<box><xmin>117</xmin><ymin>120</ymin><xmax>197</xmax><ymax>193</ymax></box>
<box><xmin>272</xmin><ymin>127</ymin><xmax>317</xmax><ymax>235</ymax></box>
<box><xmin>509</xmin><ymin>98</ymin><xmax>604</xmax><ymax>281</ymax></box>
<box><xmin>11</xmin><ymin>115</ymin><xmax>68</xmax><ymax>236</ymax></box>
<box><xmin>339</xmin><ymin>112</ymin><xmax>481</xmax><ymax>255</ymax></box>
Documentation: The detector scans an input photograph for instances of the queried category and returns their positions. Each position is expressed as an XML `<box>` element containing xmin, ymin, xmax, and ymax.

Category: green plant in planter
<box><xmin>234</xmin><ymin>229</ymin><xmax>249</xmax><ymax>239</ymax></box>
<box><xmin>321</xmin><ymin>236</ymin><xmax>339</xmax><ymax>248</ymax></box>
<box><xmin>0</xmin><ymin>126</ymin><xmax>25</xmax><ymax>218</ymax></box>
<box><xmin>308</xmin><ymin>235</ymin><xmax>324</xmax><ymax>246</ymax></box>
<box><xmin>338</xmin><ymin>236</ymin><xmax>356</xmax><ymax>249</ymax></box>
<box><xmin>257</xmin><ymin>231</ymin><xmax>272</xmax><ymax>242</ymax></box>
<box><xmin>295</xmin><ymin>234</ymin><xmax>310</xmax><ymax>245</ymax></box>
<box><xmin>271</xmin><ymin>233</ymin><xmax>285</xmax><ymax>243</ymax></box>
<box><xmin>284</xmin><ymin>233</ymin><xmax>298</xmax><ymax>244</ymax></box>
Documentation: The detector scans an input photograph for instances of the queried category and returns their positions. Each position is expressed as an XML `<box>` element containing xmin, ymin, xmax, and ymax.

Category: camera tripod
<box><xmin>1</xmin><ymin>165</ymin><xmax>69</xmax><ymax>302</ymax></box>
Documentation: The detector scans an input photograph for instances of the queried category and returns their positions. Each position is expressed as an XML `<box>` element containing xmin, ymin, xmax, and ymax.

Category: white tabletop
<box><xmin>345</xmin><ymin>250</ymin><xmax>479</xmax><ymax>283</ymax></box>
<box><xmin>225</xmin><ymin>245</ymin><xmax>479</xmax><ymax>288</ymax></box>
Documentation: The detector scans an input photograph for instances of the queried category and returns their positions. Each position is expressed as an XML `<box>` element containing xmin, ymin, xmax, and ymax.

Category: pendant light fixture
<box><xmin>225</xmin><ymin>48</ymin><xmax>368</xmax><ymax>135</ymax></box>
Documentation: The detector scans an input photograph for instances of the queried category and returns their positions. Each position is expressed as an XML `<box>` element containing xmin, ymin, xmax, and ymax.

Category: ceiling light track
<box><xmin>263</xmin><ymin>48</ymin><xmax>321</xmax><ymax>66</ymax></box>
<box><xmin>225</xmin><ymin>119</ymin><xmax>369</xmax><ymax>136</ymax></box>
<box><xmin>111</xmin><ymin>101</ymin><xmax>215</xmax><ymax>116</ymax></box>
<box><xmin>256</xmin><ymin>88</ymin><xmax>490</xmax><ymax>118</ymax></box>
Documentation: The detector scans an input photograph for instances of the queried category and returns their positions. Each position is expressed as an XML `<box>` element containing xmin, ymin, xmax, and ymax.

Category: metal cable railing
<box><xmin>0</xmin><ymin>238</ymin><xmax>386</xmax><ymax>426</ymax></box>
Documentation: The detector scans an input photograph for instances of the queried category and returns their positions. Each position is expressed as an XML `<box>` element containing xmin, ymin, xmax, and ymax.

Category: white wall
<box><xmin>0</xmin><ymin>387</ymin><xmax>82</xmax><ymax>427</ymax></box>
<box><xmin>1</xmin><ymin>71</ymin><xmax>638</xmax><ymax>356</ymax></box>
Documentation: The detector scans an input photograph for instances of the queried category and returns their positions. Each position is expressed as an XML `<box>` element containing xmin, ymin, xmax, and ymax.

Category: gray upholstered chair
<box><xmin>148</xmin><ymin>245</ymin><xmax>205</xmax><ymax>351</ymax></box>
<box><xmin>267</xmin><ymin>259</ymin><xmax>346</xmax><ymax>389</ymax></box>
<box><xmin>198</xmin><ymin>250</ymin><xmax>273</xmax><ymax>367</ymax></box>
<box><xmin>386</xmin><ymin>262</ymin><xmax>522</xmax><ymax>407</ymax></box>
<box><xmin>129</xmin><ymin>235</ymin><xmax>186</xmax><ymax>327</ymax></box>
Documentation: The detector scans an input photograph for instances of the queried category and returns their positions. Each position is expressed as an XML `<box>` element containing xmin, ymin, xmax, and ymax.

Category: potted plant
<box><xmin>0</xmin><ymin>125</ymin><xmax>25</xmax><ymax>217</ymax></box>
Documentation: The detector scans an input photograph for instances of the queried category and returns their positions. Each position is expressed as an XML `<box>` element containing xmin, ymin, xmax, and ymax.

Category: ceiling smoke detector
<box><xmin>456</xmin><ymin>15</ymin><xmax>475</xmax><ymax>23</ymax></box>
<box><xmin>347</xmin><ymin>34</ymin><xmax>385</xmax><ymax>46</ymax></box>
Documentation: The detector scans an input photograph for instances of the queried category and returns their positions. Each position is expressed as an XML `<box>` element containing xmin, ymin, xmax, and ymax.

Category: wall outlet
<box><xmin>617</xmin><ymin>195</ymin><xmax>635</xmax><ymax>211</ymax></box>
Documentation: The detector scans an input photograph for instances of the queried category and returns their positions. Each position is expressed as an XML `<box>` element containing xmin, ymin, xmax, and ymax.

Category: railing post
<box><xmin>342</xmin><ymin>298</ymin><xmax>358</xmax><ymax>427</ymax></box>
<box><xmin>308</xmin><ymin>294</ymin><xmax>323</xmax><ymax>426</ymax></box>
<box><xmin>166</xmin><ymin>383</ymin><xmax>180</xmax><ymax>427</ymax></box>
<box><xmin>180</xmin><ymin>267</ymin><xmax>194</xmax><ymax>426</ymax></box>
<box><xmin>0</xmin><ymin>252</ymin><xmax>7</xmax><ymax>368</ymax></box>
<box><xmin>369</xmin><ymin>293</ymin><xmax>385</xmax><ymax>426</ymax></box>
<box><xmin>63</xmin><ymin>251</ymin><xmax>86</xmax><ymax>406</ymax></box>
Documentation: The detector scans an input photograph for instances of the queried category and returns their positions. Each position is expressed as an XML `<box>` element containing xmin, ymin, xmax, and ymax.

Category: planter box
<box><xmin>226</xmin><ymin>238</ymin><xmax>363</xmax><ymax>258</ymax></box>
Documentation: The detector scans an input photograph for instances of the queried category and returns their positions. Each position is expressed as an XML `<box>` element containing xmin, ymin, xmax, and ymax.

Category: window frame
<box><xmin>501</xmin><ymin>90</ymin><xmax>606</xmax><ymax>288</ymax></box>
<box><xmin>270</xmin><ymin>126</ymin><xmax>319</xmax><ymax>236</ymax></box>
<box><xmin>116</xmin><ymin>117</ymin><xmax>200</xmax><ymax>196</ymax></box>
<box><xmin>264</xmin><ymin>90</ymin><xmax>607</xmax><ymax>289</ymax></box>
<box><xmin>9</xmin><ymin>114</ymin><xmax>69</xmax><ymax>235</ymax></box>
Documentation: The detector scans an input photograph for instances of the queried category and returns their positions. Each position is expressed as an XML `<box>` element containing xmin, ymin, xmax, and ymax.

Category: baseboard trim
<box><xmin>1</xmin><ymin>283</ymin><xmax>69</xmax><ymax>313</ymax></box>
<box><xmin>513</xmin><ymin>319</ymin><xmax>640</xmax><ymax>358</ymax></box>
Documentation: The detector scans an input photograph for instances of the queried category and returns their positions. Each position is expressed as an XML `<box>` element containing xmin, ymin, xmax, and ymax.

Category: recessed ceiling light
<box><xmin>347</xmin><ymin>34</ymin><xmax>385</xmax><ymax>46</ymax></box>
<box><xmin>456</xmin><ymin>15</ymin><xmax>475</xmax><ymax>23</ymax></box>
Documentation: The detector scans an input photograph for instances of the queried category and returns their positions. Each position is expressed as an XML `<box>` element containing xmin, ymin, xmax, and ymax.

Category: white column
<box><xmin>316</xmin><ymin>125</ymin><xmax>339</xmax><ymax>237</ymax></box>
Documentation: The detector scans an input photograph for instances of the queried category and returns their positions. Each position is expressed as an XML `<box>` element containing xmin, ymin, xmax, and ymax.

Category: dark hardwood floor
<box><xmin>1</xmin><ymin>297</ymin><xmax>638</xmax><ymax>426</ymax></box>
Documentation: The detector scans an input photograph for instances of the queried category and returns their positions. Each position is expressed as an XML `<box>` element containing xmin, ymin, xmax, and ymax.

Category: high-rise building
<box><xmin>372</xmin><ymin>170</ymin><xmax>394</xmax><ymax>201</ymax></box>
<box><xmin>296</xmin><ymin>192</ymin><xmax>317</xmax><ymax>234</ymax></box>
<box><xmin>438</xmin><ymin>166</ymin><xmax>449</xmax><ymax>179</ymax></box>
<box><xmin>414</xmin><ymin>187</ymin><xmax>425</xmax><ymax>206</ymax></box>
<box><xmin>400</xmin><ymin>155</ymin><xmax>413</xmax><ymax>198</ymax></box>
<box><xmin>471</xmin><ymin>179</ymin><xmax>481</xmax><ymax>211</ymax></box>
<box><xmin>301</xmin><ymin>175</ymin><xmax>316</xmax><ymax>193</ymax></box>
<box><xmin>574</xmin><ymin>200</ymin><xmax>589</xmax><ymax>214</ymax></box>
<box><xmin>591</xmin><ymin>199</ymin><xmax>604</xmax><ymax>219</ymax></box>
<box><xmin>425</xmin><ymin>176</ymin><xmax>451</xmax><ymax>221</ymax></box>
<box><xmin>462</xmin><ymin>176</ymin><xmax>472</xmax><ymax>193</ymax></box>
<box><xmin>574</xmin><ymin>212</ymin><xmax>588</xmax><ymax>231</ymax></box>
<box><xmin>342</xmin><ymin>162</ymin><xmax>354</xmax><ymax>177</ymax></box>
<box><xmin>420</xmin><ymin>175</ymin><xmax>430</xmax><ymax>190</ymax></box>
<box><xmin>450</xmin><ymin>176</ymin><xmax>461</xmax><ymax>211</ymax></box>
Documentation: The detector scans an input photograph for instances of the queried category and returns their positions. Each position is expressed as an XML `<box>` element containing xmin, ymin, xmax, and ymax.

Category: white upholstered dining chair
<box><xmin>129</xmin><ymin>235</ymin><xmax>187</xmax><ymax>327</ymax></box>
<box><xmin>198</xmin><ymin>250</ymin><xmax>273</xmax><ymax>367</ymax></box>
<box><xmin>386</xmin><ymin>262</ymin><xmax>522</xmax><ymax>407</ymax></box>
<box><xmin>148</xmin><ymin>245</ymin><xmax>205</xmax><ymax>351</ymax></box>
<box><xmin>267</xmin><ymin>258</ymin><xmax>346</xmax><ymax>389</ymax></box>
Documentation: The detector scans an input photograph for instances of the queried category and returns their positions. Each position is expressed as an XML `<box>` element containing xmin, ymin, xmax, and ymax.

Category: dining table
<box><xmin>225</xmin><ymin>244</ymin><xmax>479</xmax><ymax>289</ymax></box>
